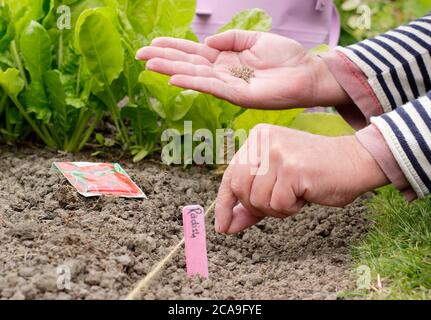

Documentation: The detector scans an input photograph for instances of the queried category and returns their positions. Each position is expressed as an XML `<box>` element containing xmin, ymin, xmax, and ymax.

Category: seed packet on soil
<box><xmin>52</xmin><ymin>162</ymin><xmax>147</xmax><ymax>198</ymax></box>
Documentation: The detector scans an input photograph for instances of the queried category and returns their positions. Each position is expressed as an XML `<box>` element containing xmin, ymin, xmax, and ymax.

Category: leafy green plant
<box><xmin>0</xmin><ymin>1</ymin><xmax>104</xmax><ymax>151</ymax></box>
<box><xmin>335</xmin><ymin>0</ymin><xmax>431</xmax><ymax>46</ymax></box>
<box><xmin>3</xmin><ymin>0</ymin><xmax>418</xmax><ymax>159</ymax></box>
<box><xmin>289</xmin><ymin>113</ymin><xmax>355</xmax><ymax>137</ymax></box>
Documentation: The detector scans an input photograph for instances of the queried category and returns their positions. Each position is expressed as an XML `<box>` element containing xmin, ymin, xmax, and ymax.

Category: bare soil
<box><xmin>0</xmin><ymin>145</ymin><xmax>370</xmax><ymax>300</ymax></box>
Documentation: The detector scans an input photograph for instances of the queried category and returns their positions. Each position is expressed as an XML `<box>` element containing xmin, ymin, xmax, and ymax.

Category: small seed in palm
<box><xmin>229</xmin><ymin>66</ymin><xmax>255</xmax><ymax>83</ymax></box>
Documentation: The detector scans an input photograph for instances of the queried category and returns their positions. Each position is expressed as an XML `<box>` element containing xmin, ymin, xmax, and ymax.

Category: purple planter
<box><xmin>192</xmin><ymin>0</ymin><xmax>340</xmax><ymax>49</ymax></box>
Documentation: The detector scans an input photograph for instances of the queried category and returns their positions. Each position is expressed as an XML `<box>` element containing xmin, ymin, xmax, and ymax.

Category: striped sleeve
<box><xmin>371</xmin><ymin>92</ymin><xmax>431</xmax><ymax>198</ymax></box>
<box><xmin>336</xmin><ymin>14</ymin><xmax>431</xmax><ymax>113</ymax></box>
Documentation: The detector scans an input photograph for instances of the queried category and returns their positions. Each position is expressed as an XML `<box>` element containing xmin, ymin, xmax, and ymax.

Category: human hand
<box><xmin>215</xmin><ymin>125</ymin><xmax>388</xmax><ymax>234</ymax></box>
<box><xmin>136</xmin><ymin>30</ymin><xmax>350</xmax><ymax>109</ymax></box>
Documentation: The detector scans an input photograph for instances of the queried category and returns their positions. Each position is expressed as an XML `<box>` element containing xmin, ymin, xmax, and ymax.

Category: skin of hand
<box><xmin>136</xmin><ymin>30</ymin><xmax>351</xmax><ymax>109</ymax></box>
<box><xmin>215</xmin><ymin>124</ymin><xmax>389</xmax><ymax>234</ymax></box>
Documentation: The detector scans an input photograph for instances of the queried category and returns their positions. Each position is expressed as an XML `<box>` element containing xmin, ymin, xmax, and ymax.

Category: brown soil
<box><xmin>0</xmin><ymin>145</ymin><xmax>370</xmax><ymax>300</ymax></box>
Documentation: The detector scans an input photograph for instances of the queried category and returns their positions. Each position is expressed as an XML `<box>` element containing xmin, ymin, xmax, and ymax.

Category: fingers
<box><xmin>225</xmin><ymin>204</ymin><xmax>263</xmax><ymax>234</ymax></box>
<box><xmin>169</xmin><ymin>75</ymin><xmax>234</xmax><ymax>100</ymax></box>
<box><xmin>205</xmin><ymin>30</ymin><xmax>260</xmax><ymax>52</ymax></box>
<box><xmin>215</xmin><ymin>165</ymin><xmax>237</xmax><ymax>233</ymax></box>
<box><xmin>270</xmin><ymin>176</ymin><xmax>305</xmax><ymax>215</ymax></box>
<box><xmin>146</xmin><ymin>58</ymin><xmax>217</xmax><ymax>78</ymax></box>
<box><xmin>249</xmin><ymin>158</ymin><xmax>284</xmax><ymax>218</ymax></box>
<box><xmin>136</xmin><ymin>46</ymin><xmax>211</xmax><ymax>66</ymax></box>
<box><xmin>215</xmin><ymin>142</ymin><xmax>262</xmax><ymax>234</ymax></box>
<box><xmin>151</xmin><ymin>37</ymin><xmax>219</xmax><ymax>63</ymax></box>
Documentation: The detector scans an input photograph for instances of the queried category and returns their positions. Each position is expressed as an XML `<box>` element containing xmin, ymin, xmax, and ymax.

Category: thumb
<box><xmin>205</xmin><ymin>29</ymin><xmax>260</xmax><ymax>52</ymax></box>
<box><xmin>225</xmin><ymin>203</ymin><xmax>263</xmax><ymax>234</ymax></box>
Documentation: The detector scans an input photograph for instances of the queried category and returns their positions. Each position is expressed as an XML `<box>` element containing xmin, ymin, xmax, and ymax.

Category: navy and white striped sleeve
<box><xmin>371</xmin><ymin>92</ymin><xmax>431</xmax><ymax>198</ymax></box>
<box><xmin>333</xmin><ymin>14</ymin><xmax>431</xmax><ymax>198</ymax></box>
<box><xmin>336</xmin><ymin>14</ymin><xmax>431</xmax><ymax>113</ymax></box>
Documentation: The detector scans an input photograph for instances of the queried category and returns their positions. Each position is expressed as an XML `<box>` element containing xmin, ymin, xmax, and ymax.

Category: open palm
<box><xmin>136</xmin><ymin>30</ymin><xmax>345</xmax><ymax>109</ymax></box>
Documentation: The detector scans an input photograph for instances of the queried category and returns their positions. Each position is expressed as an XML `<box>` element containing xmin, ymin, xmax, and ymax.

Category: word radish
<box><xmin>182</xmin><ymin>205</ymin><xmax>209</xmax><ymax>278</ymax></box>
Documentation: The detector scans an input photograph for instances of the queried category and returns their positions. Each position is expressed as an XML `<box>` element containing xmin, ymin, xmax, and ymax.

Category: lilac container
<box><xmin>192</xmin><ymin>0</ymin><xmax>340</xmax><ymax>49</ymax></box>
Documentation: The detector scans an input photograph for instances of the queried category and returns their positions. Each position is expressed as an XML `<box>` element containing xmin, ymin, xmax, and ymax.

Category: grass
<box><xmin>349</xmin><ymin>187</ymin><xmax>431</xmax><ymax>299</ymax></box>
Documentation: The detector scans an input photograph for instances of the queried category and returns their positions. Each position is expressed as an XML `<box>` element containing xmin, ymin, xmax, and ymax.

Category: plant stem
<box><xmin>77</xmin><ymin>109</ymin><xmax>104</xmax><ymax>151</ymax></box>
<box><xmin>45</xmin><ymin>124</ymin><xmax>62</xmax><ymax>149</ymax></box>
<box><xmin>76</xmin><ymin>57</ymin><xmax>82</xmax><ymax>96</ymax></box>
<box><xmin>66</xmin><ymin>108</ymin><xmax>89</xmax><ymax>152</ymax></box>
<box><xmin>106</xmin><ymin>85</ymin><xmax>129</xmax><ymax>148</ymax></box>
<box><xmin>0</xmin><ymin>92</ymin><xmax>7</xmax><ymax>117</ymax></box>
<box><xmin>10</xmin><ymin>41</ymin><xmax>28</xmax><ymax>89</ymax></box>
<box><xmin>10</xmin><ymin>96</ymin><xmax>56</xmax><ymax>148</ymax></box>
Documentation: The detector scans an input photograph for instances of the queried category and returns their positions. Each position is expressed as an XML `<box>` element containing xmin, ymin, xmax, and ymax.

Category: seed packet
<box><xmin>52</xmin><ymin>162</ymin><xmax>147</xmax><ymax>198</ymax></box>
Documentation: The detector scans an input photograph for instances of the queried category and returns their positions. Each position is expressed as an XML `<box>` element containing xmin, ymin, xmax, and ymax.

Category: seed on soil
<box><xmin>229</xmin><ymin>66</ymin><xmax>255</xmax><ymax>83</ymax></box>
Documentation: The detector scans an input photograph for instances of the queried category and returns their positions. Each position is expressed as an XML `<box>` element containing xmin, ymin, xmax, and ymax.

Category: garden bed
<box><xmin>0</xmin><ymin>145</ymin><xmax>370</xmax><ymax>300</ymax></box>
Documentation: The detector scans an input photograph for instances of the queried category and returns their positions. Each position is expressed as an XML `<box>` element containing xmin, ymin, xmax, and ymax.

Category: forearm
<box><xmin>324</xmin><ymin>14</ymin><xmax>431</xmax><ymax>115</ymax></box>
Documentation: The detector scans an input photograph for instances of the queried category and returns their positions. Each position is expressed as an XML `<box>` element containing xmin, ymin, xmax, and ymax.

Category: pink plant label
<box><xmin>182</xmin><ymin>205</ymin><xmax>209</xmax><ymax>278</ymax></box>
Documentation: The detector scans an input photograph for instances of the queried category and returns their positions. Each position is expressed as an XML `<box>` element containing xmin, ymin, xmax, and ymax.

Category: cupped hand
<box><xmin>215</xmin><ymin>124</ymin><xmax>388</xmax><ymax>234</ymax></box>
<box><xmin>136</xmin><ymin>30</ymin><xmax>350</xmax><ymax>109</ymax></box>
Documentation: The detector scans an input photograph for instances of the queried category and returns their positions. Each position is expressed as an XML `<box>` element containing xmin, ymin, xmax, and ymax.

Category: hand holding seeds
<box><xmin>136</xmin><ymin>30</ymin><xmax>351</xmax><ymax>109</ymax></box>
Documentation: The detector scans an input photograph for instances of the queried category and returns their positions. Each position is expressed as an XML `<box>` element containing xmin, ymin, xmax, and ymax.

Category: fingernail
<box><xmin>135</xmin><ymin>49</ymin><xmax>143</xmax><ymax>60</ymax></box>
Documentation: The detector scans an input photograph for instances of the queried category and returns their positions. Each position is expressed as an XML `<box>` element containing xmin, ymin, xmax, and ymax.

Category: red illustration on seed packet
<box><xmin>52</xmin><ymin>162</ymin><xmax>146</xmax><ymax>198</ymax></box>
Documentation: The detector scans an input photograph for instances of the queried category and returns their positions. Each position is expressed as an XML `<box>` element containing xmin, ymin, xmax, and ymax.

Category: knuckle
<box><xmin>280</xmin><ymin>157</ymin><xmax>300</xmax><ymax>174</ymax></box>
<box><xmin>230</xmin><ymin>178</ymin><xmax>245</xmax><ymax>198</ymax></box>
<box><xmin>269</xmin><ymin>146</ymin><xmax>282</xmax><ymax>162</ymax></box>
<box><xmin>269</xmin><ymin>199</ymin><xmax>284</xmax><ymax>213</ymax></box>
<box><xmin>249</xmin><ymin>194</ymin><xmax>268</xmax><ymax>212</ymax></box>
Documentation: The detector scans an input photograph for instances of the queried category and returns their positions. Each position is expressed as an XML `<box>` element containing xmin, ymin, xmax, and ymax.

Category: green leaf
<box><xmin>133</xmin><ymin>147</ymin><xmax>150</xmax><ymax>162</ymax></box>
<box><xmin>19</xmin><ymin>20</ymin><xmax>52</xmax><ymax>122</ymax></box>
<box><xmin>172</xmin><ymin>90</ymin><xmax>199</xmax><ymax>121</ymax></box>
<box><xmin>123</xmin><ymin>51</ymin><xmax>143</xmax><ymax>100</ymax></box>
<box><xmin>0</xmin><ymin>4</ymin><xmax>15</xmax><ymax>52</ymax></box>
<box><xmin>44</xmin><ymin>70</ymin><xmax>68</xmax><ymax>133</ymax></box>
<box><xmin>0</xmin><ymin>68</ymin><xmax>24</xmax><ymax>100</ymax></box>
<box><xmin>6</xmin><ymin>106</ymin><xmax>21</xmax><ymax>125</ymax></box>
<box><xmin>8</xmin><ymin>0</ymin><xmax>47</xmax><ymax>35</ymax></box>
<box><xmin>218</xmin><ymin>8</ymin><xmax>272</xmax><ymax>33</ymax></box>
<box><xmin>139</xmin><ymin>70</ymin><xmax>182</xmax><ymax>119</ymax></box>
<box><xmin>66</xmin><ymin>97</ymin><xmax>86</xmax><ymax>109</ymax></box>
<box><xmin>117</xmin><ymin>0</ymin><xmax>196</xmax><ymax>41</ymax></box>
<box><xmin>20</xmin><ymin>20</ymin><xmax>53</xmax><ymax>81</ymax></box>
<box><xmin>185</xmin><ymin>29</ymin><xmax>199</xmax><ymax>42</ymax></box>
<box><xmin>152</xmin><ymin>0</ymin><xmax>196</xmax><ymax>38</ymax></box>
<box><xmin>170</xmin><ymin>94</ymin><xmax>222</xmax><ymax>134</ymax></box>
<box><xmin>218</xmin><ymin>100</ymin><xmax>243</xmax><ymax>127</ymax></box>
<box><xmin>309</xmin><ymin>44</ymin><xmax>331</xmax><ymax>55</ymax></box>
<box><xmin>233</xmin><ymin>109</ymin><xmax>304</xmax><ymax>133</ymax></box>
<box><xmin>75</xmin><ymin>8</ymin><xmax>124</xmax><ymax>86</ymax></box>
<box><xmin>289</xmin><ymin>113</ymin><xmax>355</xmax><ymax>137</ymax></box>
<box><xmin>24</xmin><ymin>83</ymin><xmax>51</xmax><ymax>122</ymax></box>
<box><xmin>121</xmin><ymin>105</ymin><xmax>158</xmax><ymax>133</ymax></box>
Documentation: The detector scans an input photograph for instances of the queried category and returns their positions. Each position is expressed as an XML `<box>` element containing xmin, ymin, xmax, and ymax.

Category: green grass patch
<box><xmin>351</xmin><ymin>187</ymin><xmax>431</xmax><ymax>299</ymax></box>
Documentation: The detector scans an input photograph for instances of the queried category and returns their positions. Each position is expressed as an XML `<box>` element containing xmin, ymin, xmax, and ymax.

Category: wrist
<box><xmin>312</xmin><ymin>55</ymin><xmax>352</xmax><ymax>107</ymax></box>
<box><xmin>350</xmin><ymin>135</ymin><xmax>389</xmax><ymax>193</ymax></box>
